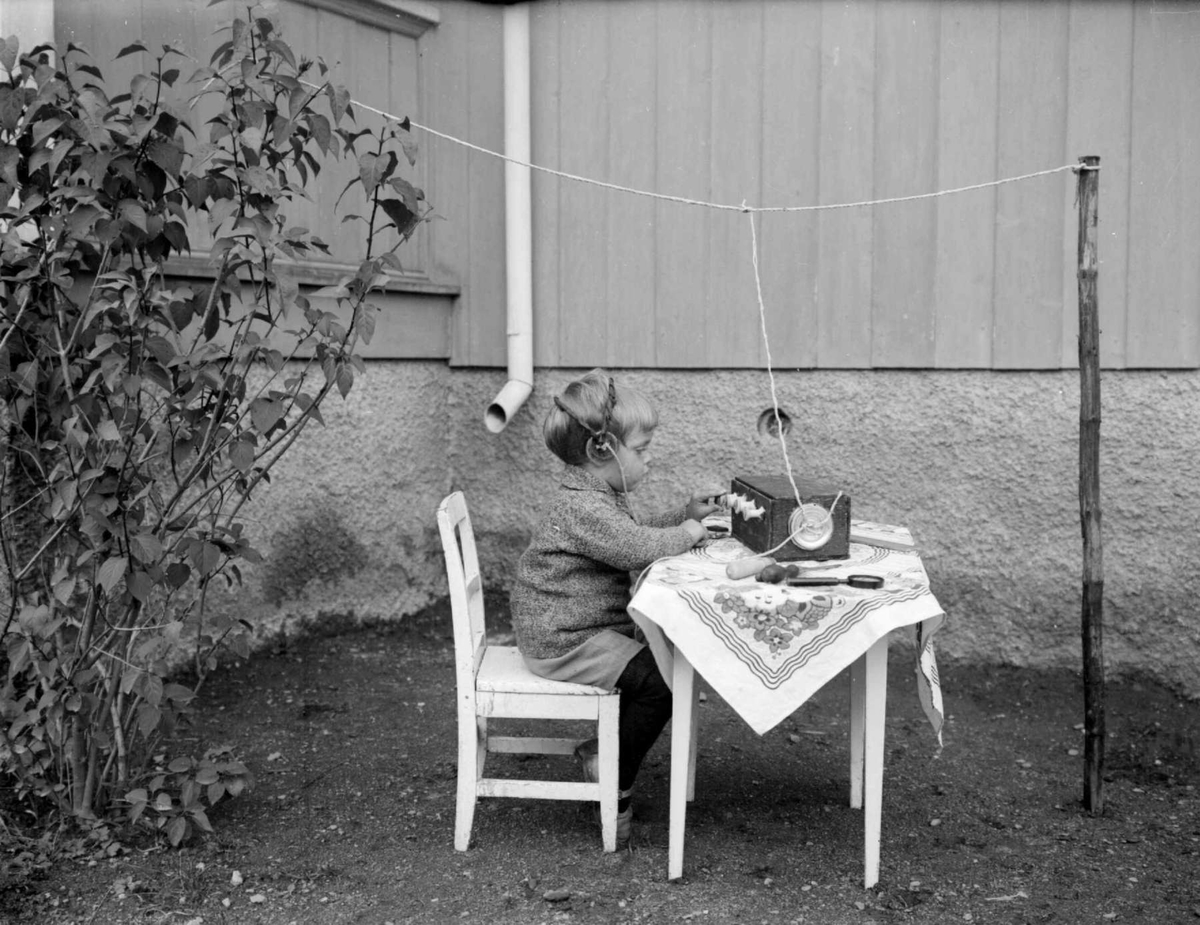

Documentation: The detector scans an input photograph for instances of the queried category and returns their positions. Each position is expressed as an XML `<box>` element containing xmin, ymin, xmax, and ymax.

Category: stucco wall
<box><xmin>220</xmin><ymin>364</ymin><xmax>1200</xmax><ymax>698</ymax></box>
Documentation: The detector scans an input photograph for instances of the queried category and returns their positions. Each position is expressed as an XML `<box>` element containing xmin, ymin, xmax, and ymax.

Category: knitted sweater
<box><xmin>511</xmin><ymin>466</ymin><xmax>697</xmax><ymax>659</ymax></box>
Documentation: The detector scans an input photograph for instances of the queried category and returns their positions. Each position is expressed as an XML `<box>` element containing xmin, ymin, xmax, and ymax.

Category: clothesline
<box><xmin>411</xmin><ymin>117</ymin><xmax>1090</xmax><ymax>214</ymax></box>
<box><xmin>301</xmin><ymin>78</ymin><xmax>1096</xmax><ymax>213</ymax></box>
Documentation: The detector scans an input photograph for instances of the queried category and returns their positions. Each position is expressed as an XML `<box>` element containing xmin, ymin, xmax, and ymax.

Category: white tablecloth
<box><xmin>628</xmin><ymin>534</ymin><xmax>945</xmax><ymax>740</ymax></box>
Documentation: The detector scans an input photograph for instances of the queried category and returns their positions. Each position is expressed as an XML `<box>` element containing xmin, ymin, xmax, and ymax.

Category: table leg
<box><xmin>862</xmin><ymin>636</ymin><xmax>888</xmax><ymax>889</ymax></box>
<box><xmin>669</xmin><ymin>647</ymin><xmax>695</xmax><ymax>881</ymax></box>
<box><xmin>687</xmin><ymin>683</ymin><xmax>699</xmax><ymax>802</ymax></box>
<box><xmin>849</xmin><ymin>653</ymin><xmax>866</xmax><ymax>809</ymax></box>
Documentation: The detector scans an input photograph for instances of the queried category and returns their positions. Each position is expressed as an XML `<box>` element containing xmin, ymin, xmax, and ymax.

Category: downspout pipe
<box><xmin>485</xmin><ymin>2</ymin><xmax>534</xmax><ymax>433</ymax></box>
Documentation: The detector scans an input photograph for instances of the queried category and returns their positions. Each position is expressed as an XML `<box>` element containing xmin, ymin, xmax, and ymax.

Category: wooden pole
<box><xmin>1076</xmin><ymin>155</ymin><xmax>1104</xmax><ymax>814</ymax></box>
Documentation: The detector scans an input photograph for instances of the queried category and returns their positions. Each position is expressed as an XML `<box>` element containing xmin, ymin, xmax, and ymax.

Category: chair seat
<box><xmin>478</xmin><ymin>646</ymin><xmax>614</xmax><ymax>696</ymax></box>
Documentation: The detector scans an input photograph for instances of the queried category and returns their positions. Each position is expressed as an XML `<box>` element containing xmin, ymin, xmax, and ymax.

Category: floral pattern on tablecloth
<box><xmin>646</xmin><ymin>538</ymin><xmax>932</xmax><ymax>690</ymax></box>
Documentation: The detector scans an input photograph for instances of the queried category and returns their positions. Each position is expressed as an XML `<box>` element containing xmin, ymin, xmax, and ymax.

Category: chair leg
<box><xmin>597</xmin><ymin>696</ymin><xmax>620</xmax><ymax>852</ymax></box>
<box><xmin>454</xmin><ymin>709</ymin><xmax>482</xmax><ymax>851</ymax></box>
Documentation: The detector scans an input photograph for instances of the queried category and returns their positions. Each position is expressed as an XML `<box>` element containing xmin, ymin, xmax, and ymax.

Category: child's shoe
<box><xmin>615</xmin><ymin>803</ymin><xmax>633</xmax><ymax>850</ymax></box>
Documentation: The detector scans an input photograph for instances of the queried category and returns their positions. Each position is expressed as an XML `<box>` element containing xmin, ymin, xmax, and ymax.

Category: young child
<box><xmin>511</xmin><ymin>369</ymin><xmax>724</xmax><ymax>849</ymax></box>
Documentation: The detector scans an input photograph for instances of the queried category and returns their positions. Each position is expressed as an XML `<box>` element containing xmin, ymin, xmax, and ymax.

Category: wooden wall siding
<box><xmin>53</xmin><ymin>0</ymin><xmax>431</xmax><ymax>279</ymax></box>
<box><xmin>933</xmin><ymin>2</ymin><xmax>999</xmax><ymax>368</ymax></box>
<box><xmin>1061</xmin><ymin>0</ymin><xmax>1133</xmax><ymax>370</ymax></box>
<box><xmin>1127</xmin><ymin>1</ymin><xmax>1200</xmax><ymax>368</ymax></box>
<box><xmin>45</xmin><ymin>1</ymin><xmax>1200</xmax><ymax>370</ymax></box>
<box><xmin>437</xmin><ymin>0</ymin><xmax>1199</xmax><ymax>371</ymax></box>
<box><xmin>420</xmin><ymin>1</ymin><xmax>506</xmax><ymax>367</ymax></box>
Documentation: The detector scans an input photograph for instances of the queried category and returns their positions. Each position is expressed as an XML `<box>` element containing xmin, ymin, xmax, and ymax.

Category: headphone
<box><xmin>556</xmin><ymin>377</ymin><xmax>619</xmax><ymax>461</ymax></box>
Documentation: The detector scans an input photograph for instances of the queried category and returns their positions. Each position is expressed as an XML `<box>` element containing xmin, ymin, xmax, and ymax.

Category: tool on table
<box><xmin>785</xmin><ymin>574</ymin><xmax>884</xmax><ymax>590</ymax></box>
<box><xmin>725</xmin><ymin>556</ymin><xmax>776</xmax><ymax>580</ymax></box>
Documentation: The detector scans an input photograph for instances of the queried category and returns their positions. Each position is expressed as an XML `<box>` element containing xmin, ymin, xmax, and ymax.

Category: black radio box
<box><xmin>729</xmin><ymin>475</ymin><xmax>850</xmax><ymax>561</ymax></box>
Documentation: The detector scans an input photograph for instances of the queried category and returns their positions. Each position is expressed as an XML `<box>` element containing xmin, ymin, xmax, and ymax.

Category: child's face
<box><xmin>596</xmin><ymin>426</ymin><xmax>652</xmax><ymax>493</ymax></box>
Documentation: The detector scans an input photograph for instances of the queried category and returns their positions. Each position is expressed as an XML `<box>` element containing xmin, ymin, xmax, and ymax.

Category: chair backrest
<box><xmin>436</xmin><ymin>492</ymin><xmax>488</xmax><ymax>683</ymax></box>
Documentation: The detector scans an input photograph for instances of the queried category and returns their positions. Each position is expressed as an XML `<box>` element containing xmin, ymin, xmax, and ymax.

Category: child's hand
<box><xmin>682</xmin><ymin>519</ymin><xmax>709</xmax><ymax>546</ymax></box>
<box><xmin>686</xmin><ymin>489</ymin><xmax>727</xmax><ymax>522</ymax></box>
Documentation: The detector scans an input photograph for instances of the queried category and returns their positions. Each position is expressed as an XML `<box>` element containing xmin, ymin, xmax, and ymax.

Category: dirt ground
<box><xmin>3</xmin><ymin>600</ymin><xmax>1199</xmax><ymax>925</ymax></box>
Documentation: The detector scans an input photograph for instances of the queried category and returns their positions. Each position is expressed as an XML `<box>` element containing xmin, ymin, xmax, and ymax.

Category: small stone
<box><xmin>930</xmin><ymin>818</ymin><xmax>942</xmax><ymax>827</ymax></box>
<box><xmin>222</xmin><ymin>898</ymin><xmax>231</xmax><ymax>908</ymax></box>
<box><xmin>230</xmin><ymin>871</ymin><xmax>243</xmax><ymax>886</ymax></box>
<box><xmin>250</xmin><ymin>894</ymin><xmax>266</xmax><ymax>903</ymax></box>
<box><xmin>543</xmin><ymin>889</ymin><xmax>571</xmax><ymax>902</ymax></box>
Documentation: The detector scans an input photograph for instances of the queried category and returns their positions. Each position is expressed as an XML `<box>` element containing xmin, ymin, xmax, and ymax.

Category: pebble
<box><xmin>230</xmin><ymin>871</ymin><xmax>243</xmax><ymax>886</ymax></box>
<box><xmin>543</xmin><ymin>889</ymin><xmax>571</xmax><ymax>902</ymax></box>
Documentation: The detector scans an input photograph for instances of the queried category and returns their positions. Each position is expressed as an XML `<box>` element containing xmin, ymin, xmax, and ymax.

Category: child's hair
<box><xmin>544</xmin><ymin>369</ymin><xmax>658</xmax><ymax>466</ymax></box>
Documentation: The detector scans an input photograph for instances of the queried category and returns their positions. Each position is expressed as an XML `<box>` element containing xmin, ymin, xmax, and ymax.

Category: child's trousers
<box><xmin>614</xmin><ymin>647</ymin><xmax>674</xmax><ymax>793</ymax></box>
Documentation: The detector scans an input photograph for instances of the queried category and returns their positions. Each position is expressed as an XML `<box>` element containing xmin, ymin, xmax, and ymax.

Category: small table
<box><xmin>627</xmin><ymin>526</ymin><xmax>945</xmax><ymax>887</ymax></box>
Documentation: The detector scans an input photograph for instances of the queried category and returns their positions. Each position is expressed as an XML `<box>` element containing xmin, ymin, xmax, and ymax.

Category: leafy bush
<box><xmin>0</xmin><ymin>4</ymin><xmax>428</xmax><ymax>843</ymax></box>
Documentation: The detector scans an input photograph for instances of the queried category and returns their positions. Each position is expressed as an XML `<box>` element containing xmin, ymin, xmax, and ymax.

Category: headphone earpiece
<box><xmin>588</xmin><ymin>433</ymin><xmax>615</xmax><ymax>460</ymax></box>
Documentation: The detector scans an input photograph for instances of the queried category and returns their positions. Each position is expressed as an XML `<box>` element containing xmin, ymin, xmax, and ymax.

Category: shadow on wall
<box><xmin>262</xmin><ymin>502</ymin><xmax>368</xmax><ymax>605</ymax></box>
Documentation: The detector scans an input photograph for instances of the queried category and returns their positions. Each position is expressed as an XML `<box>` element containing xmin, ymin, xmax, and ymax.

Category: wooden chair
<box><xmin>436</xmin><ymin>491</ymin><xmax>621</xmax><ymax>852</ymax></box>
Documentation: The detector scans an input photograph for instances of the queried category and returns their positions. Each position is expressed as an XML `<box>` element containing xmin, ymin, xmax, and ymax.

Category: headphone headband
<box><xmin>555</xmin><ymin>377</ymin><xmax>619</xmax><ymax>454</ymax></box>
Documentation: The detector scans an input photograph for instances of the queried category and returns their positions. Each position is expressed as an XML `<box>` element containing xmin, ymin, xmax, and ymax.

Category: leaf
<box><xmin>206</xmin><ymin>781</ymin><xmax>226</xmax><ymax>805</ymax></box>
<box><xmin>309</xmin><ymin>112</ymin><xmax>331</xmax><ymax>154</ymax></box>
<box><xmin>0</xmin><ymin>86</ymin><xmax>22</xmax><ymax>133</ymax></box>
<box><xmin>53</xmin><ymin>574</ymin><xmax>77</xmax><ymax>605</ymax></box>
<box><xmin>229</xmin><ymin>440</ymin><xmax>254</xmax><ymax>473</ymax></box>
<box><xmin>192</xmin><ymin>542</ymin><xmax>222</xmax><ymax>576</ymax></box>
<box><xmin>194</xmin><ymin>766</ymin><xmax>220</xmax><ymax>785</ymax></box>
<box><xmin>166</xmin><ymin>815</ymin><xmax>187</xmax><ymax>846</ymax></box>
<box><xmin>143</xmin><ymin>674</ymin><xmax>163</xmax><ymax>707</ymax></box>
<box><xmin>249</xmin><ymin>397</ymin><xmax>285</xmax><ymax>434</ymax></box>
<box><xmin>203</xmin><ymin>299</ymin><xmax>220</xmax><ymax>342</ymax></box>
<box><xmin>138</xmin><ymin>703</ymin><xmax>162</xmax><ymax>737</ymax></box>
<box><xmin>168</xmin><ymin>756</ymin><xmax>193</xmax><ymax>773</ymax></box>
<box><xmin>326</xmin><ymin>84</ymin><xmax>350</xmax><ymax>125</ymax></box>
<box><xmin>130</xmin><ymin>533</ymin><xmax>164</xmax><ymax>564</ymax></box>
<box><xmin>336</xmin><ymin>364</ymin><xmax>354</xmax><ymax>399</ymax></box>
<box><xmin>119</xmin><ymin>200</ymin><xmax>147</xmax><ymax>232</ymax></box>
<box><xmin>128</xmin><ymin>570</ymin><xmax>154</xmax><ymax>602</ymax></box>
<box><xmin>288</xmin><ymin>83</ymin><xmax>308</xmax><ymax>119</ymax></box>
<box><xmin>190</xmin><ymin>808</ymin><xmax>214</xmax><ymax>833</ymax></box>
<box><xmin>355</xmin><ymin>301</ymin><xmax>378</xmax><ymax>345</ymax></box>
<box><xmin>358</xmin><ymin>150</ymin><xmax>397</xmax><ymax>195</ymax></box>
<box><xmin>98</xmin><ymin>556</ymin><xmax>128</xmax><ymax>593</ymax></box>
<box><xmin>309</xmin><ymin>282</ymin><xmax>350</xmax><ymax>300</ymax></box>
<box><xmin>116</xmin><ymin>42</ymin><xmax>147</xmax><ymax>60</ymax></box>
<box><xmin>379</xmin><ymin>197</ymin><xmax>418</xmax><ymax>238</ymax></box>
<box><xmin>147</xmin><ymin>138</ymin><xmax>184</xmax><ymax>176</ymax></box>
<box><xmin>30</xmin><ymin>116</ymin><xmax>64</xmax><ymax>147</ymax></box>
<box><xmin>400</xmin><ymin>133</ymin><xmax>418</xmax><ymax>167</ymax></box>
<box><xmin>0</xmin><ymin>35</ymin><xmax>18</xmax><ymax>74</ymax></box>
<box><xmin>166</xmin><ymin>562</ymin><xmax>191</xmax><ymax>589</ymax></box>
